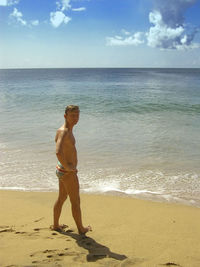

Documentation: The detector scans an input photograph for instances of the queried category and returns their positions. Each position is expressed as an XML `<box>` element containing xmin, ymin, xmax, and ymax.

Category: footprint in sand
<box><xmin>0</xmin><ymin>224</ymin><xmax>59</xmax><ymax>241</ymax></box>
<box><xmin>34</xmin><ymin>217</ymin><xmax>45</xmax><ymax>222</ymax></box>
<box><xmin>33</xmin><ymin>228</ymin><xmax>40</xmax><ymax>231</ymax></box>
<box><xmin>30</xmin><ymin>248</ymin><xmax>80</xmax><ymax>264</ymax></box>
<box><xmin>5</xmin><ymin>265</ymin><xmax>18</xmax><ymax>267</ymax></box>
<box><xmin>162</xmin><ymin>263</ymin><xmax>181</xmax><ymax>266</ymax></box>
<box><xmin>0</xmin><ymin>225</ymin><xmax>10</xmax><ymax>229</ymax></box>
<box><xmin>14</xmin><ymin>229</ymin><xmax>40</xmax><ymax>238</ymax></box>
<box><xmin>0</xmin><ymin>225</ymin><xmax>41</xmax><ymax>238</ymax></box>
<box><xmin>0</xmin><ymin>225</ymin><xmax>16</xmax><ymax>233</ymax></box>
<box><xmin>15</xmin><ymin>231</ymin><xmax>27</xmax><ymax>234</ymax></box>
<box><xmin>0</xmin><ymin>228</ymin><xmax>15</xmax><ymax>233</ymax></box>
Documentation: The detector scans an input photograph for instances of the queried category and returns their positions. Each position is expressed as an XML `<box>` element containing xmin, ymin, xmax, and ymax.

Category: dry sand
<box><xmin>0</xmin><ymin>190</ymin><xmax>200</xmax><ymax>267</ymax></box>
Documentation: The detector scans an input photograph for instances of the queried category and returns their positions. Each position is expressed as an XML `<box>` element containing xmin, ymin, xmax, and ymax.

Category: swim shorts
<box><xmin>56</xmin><ymin>161</ymin><xmax>67</xmax><ymax>179</ymax></box>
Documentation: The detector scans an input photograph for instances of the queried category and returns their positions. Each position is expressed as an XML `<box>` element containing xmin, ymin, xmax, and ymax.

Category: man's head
<box><xmin>64</xmin><ymin>105</ymin><xmax>80</xmax><ymax>126</ymax></box>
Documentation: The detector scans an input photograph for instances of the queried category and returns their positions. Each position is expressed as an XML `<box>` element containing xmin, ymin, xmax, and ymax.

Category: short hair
<box><xmin>65</xmin><ymin>105</ymin><xmax>79</xmax><ymax>114</ymax></box>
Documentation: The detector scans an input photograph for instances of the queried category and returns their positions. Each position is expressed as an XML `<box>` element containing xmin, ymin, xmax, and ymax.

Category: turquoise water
<box><xmin>0</xmin><ymin>68</ymin><xmax>200</xmax><ymax>206</ymax></box>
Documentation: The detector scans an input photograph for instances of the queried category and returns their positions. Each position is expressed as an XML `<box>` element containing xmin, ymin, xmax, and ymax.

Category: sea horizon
<box><xmin>1</xmin><ymin>67</ymin><xmax>200</xmax><ymax>70</ymax></box>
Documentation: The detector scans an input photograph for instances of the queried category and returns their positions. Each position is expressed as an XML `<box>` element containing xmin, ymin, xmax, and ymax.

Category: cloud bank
<box><xmin>107</xmin><ymin>0</ymin><xmax>200</xmax><ymax>50</ymax></box>
<box><xmin>147</xmin><ymin>0</ymin><xmax>200</xmax><ymax>50</ymax></box>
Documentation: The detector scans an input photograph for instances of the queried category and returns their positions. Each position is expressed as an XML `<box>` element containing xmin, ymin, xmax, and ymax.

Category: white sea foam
<box><xmin>0</xmin><ymin>186</ymin><xmax>56</xmax><ymax>192</ymax></box>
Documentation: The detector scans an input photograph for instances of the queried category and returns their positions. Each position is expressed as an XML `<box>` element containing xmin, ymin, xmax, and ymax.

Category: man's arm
<box><xmin>55</xmin><ymin>129</ymin><xmax>77</xmax><ymax>172</ymax></box>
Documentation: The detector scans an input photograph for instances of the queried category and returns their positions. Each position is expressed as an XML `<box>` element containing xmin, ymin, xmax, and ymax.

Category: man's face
<box><xmin>65</xmin><ymin>110</ymin><xmax>80</xmax><ymax>126</ymax></box>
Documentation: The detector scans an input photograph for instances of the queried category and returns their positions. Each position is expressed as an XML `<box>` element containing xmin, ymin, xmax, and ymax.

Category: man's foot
<box><xmin>50</xmin><ymin>224</ymin><xmax>68</xmax><ymax>232</ymax></box>
<box><xmin>78</xmin><ymin>225</ymin><xmax>92</xmax><ymax>235</ymax></box>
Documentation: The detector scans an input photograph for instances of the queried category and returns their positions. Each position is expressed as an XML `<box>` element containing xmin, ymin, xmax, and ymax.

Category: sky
<box><xmin>0</xmin><ymin>0</ymin><xmax>200</xmax><ymax>68</ymax></box>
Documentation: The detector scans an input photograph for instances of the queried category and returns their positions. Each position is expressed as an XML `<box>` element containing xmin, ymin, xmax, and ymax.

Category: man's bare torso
<box><xmin>55</xmin><ymin>125</ymin><xmax>77</xmax><ymax>171</ymax></box>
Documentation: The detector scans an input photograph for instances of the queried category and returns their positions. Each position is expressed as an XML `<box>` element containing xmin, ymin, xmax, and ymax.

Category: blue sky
<box><xmin>0</xmin><ymin>0</ymin><xmax>200</xmax><ymax>68</ymax></box>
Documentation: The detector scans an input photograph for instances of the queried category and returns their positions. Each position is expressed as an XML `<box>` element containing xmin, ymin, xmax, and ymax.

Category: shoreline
<box><xmin>1</xmin><ymin>187</ymin><xmax>200</xmax><ymax>209</ymax></box>
<box><xmin>1</xmin><ymin>190</ymin><xmax>200</xmax><ymax>266</ymax></box>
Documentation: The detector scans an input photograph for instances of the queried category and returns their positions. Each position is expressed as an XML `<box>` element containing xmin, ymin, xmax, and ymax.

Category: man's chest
<box><xmin>64</xmin><ymin>133</ymin><xmax>75</xmax><ymax>146</ymax></box>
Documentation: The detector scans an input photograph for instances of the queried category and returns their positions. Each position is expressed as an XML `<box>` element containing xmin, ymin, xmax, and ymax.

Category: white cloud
<box><xmin>115</xmin><ymin>35</ymin><xmax>123</xmax><ymax>40</ymax></box>
<box><xmin>146</xmin><ymin>0</ymin><xmax>200</xmax><ymax>50</ymax></box>
<box><xmin>50</xmin><ymin>11</ymin><xmax>71</xmax><ymax>28</ymax></box>
<box><xmin>51</xmin><ymin>0</ymin><xmax>85</xmax><ymax>28</ymax></box>
<box><xmin>72</xmin><ymin>7</ymin><xmax>86</xmax><ymax>12</ymax></box>
<box><xmin>147</xmin><ymin>10</ymin><xmax>200</xmax><ymax>50</ymax></box>
<box><xmin>31</xmin><ymin>20</ymin><xmax>39</xmax><ymax>26</ymax></box>
<box><xmin>61</xmin><ymin>0</ymin><xmax>71</xmax><ymax>11</ymax></box>
<box><xmin>106</xmin><ymin>32</ymin><xmax>144</xmax><ymax>46</ymax></box>
<box><xmin>62</xmin><ymin>0</ymin><xmax>71</xmax><ymax>10</ymax></box>
<box><xmin>147</xmin><ymin>11</ymin><xmax>184</xmax><ymax>49</ymax></box>
<box><xmin>56</xmin><ymin>0</ymin><xmax>71</xmax><ymax>11</ymax></box>
<box><xmin>0</xmin><ymin>0</ymin><xmax>7</xmax><ymax>5</ymax></box>
<box><xmin>106</xmin><ymin>0</ymin><xmax>200</xmax><ymax>51</ymax></box>
<box><xmin>2</xmin><ymin>0</ymin><xmax>40</xmax><ymax>27</ymax></box>
<box><xmin>10</xmin><ymin>7</ymin><xmax>26</xmax><ymax>26</ymax></box>
<box><xmin>0</xmin><ymin>0</ymin><xmax>19</xmax><ymax>6</ymax></box>
<box><xmin>121</xmin><ymin>29</ymin><xmax>131</xmax><ymax>36</ymax></box>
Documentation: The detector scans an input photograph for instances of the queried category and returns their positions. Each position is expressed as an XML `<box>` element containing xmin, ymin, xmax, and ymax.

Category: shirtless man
<box><xmin>53</xmin><ymin>105</ymin><xmax>91</xmax><ymax>234</ymax></box>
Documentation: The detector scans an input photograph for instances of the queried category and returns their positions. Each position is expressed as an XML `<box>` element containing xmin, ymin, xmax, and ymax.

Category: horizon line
<box><xmin>1</xmin><ymin>67</ymin><xmax>200</xmax><ymax>70</ymax></box>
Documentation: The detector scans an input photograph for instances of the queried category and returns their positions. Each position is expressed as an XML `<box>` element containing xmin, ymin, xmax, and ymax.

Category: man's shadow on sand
<box><xmin>58</xmin><ymin>229</ymin><xmax>127</xmax><ymax>262</ymax></box>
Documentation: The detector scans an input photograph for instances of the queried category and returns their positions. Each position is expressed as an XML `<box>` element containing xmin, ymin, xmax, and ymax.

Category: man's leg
<box><xmin>61</xmin><ymin>172</ymin><xmax>91</xmax><ymax>234</ymax></box>
<box><xmin>53</xmin><ymin>178</ymin><xmax>68</xmax><ymax>230</ymax></box>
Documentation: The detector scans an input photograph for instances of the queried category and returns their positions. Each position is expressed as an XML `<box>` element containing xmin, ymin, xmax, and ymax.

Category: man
<box><xmin>53</xmin><ymin>105</ymin><xmax>91</xmax><ymax>234</ymax></box>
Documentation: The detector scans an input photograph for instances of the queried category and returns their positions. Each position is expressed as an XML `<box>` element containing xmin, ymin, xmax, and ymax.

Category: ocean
<box><xmin>0</xmin><ymin>68</ymin><xmax>200</xmax><ymax>206</ymax></box>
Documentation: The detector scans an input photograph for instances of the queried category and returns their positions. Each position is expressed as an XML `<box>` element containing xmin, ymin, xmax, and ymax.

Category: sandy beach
<box><xmin>0</xmin><ymin>190</ymin><xmax>200</xmax><ymax>267</ymax></box>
